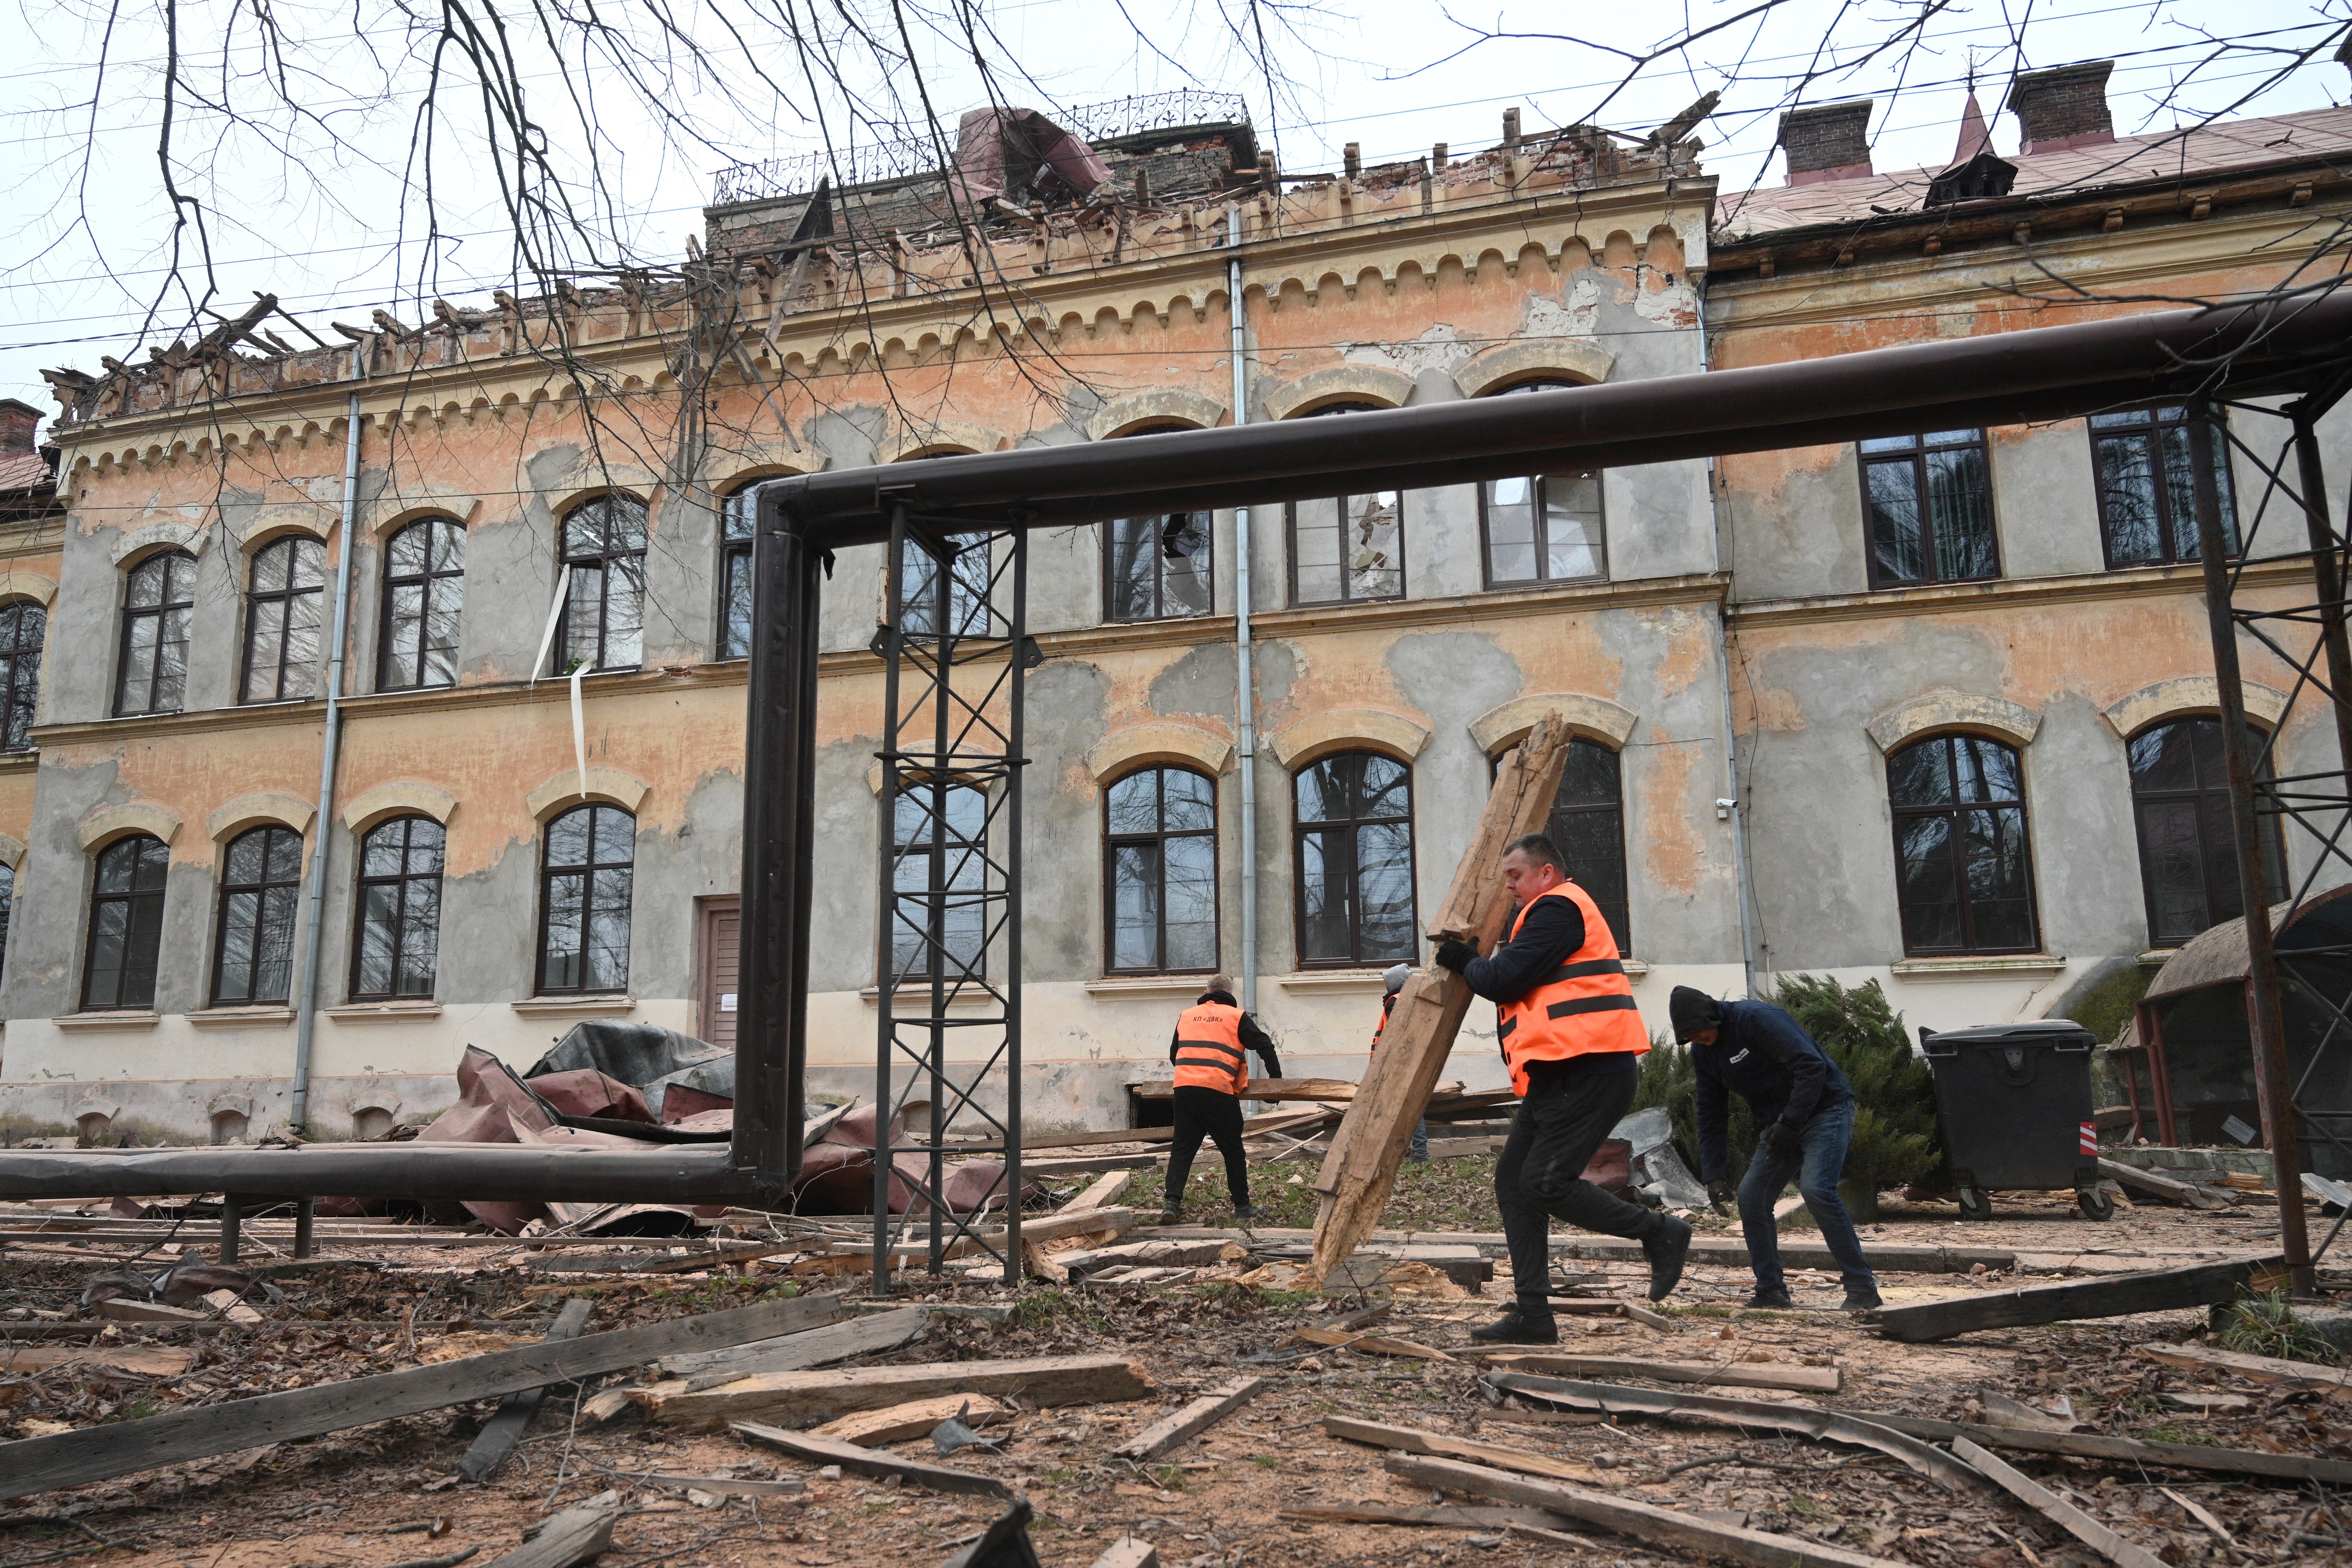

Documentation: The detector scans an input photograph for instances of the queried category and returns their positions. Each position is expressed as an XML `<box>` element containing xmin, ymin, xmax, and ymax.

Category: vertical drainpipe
<box><xmin>1227</xmin><ymin>208</ymin><xmax>1260</xmax><ymax>1013</ymax></box>
<box><xmin>290</xmin><ymin>346</ymin><xmax>365</xmax><ymax>1132</ymax></box>
<box><xmin>1694</xmin><ymin>281</ymin><xmax>1759</xmax><ymax>998</ymax></box>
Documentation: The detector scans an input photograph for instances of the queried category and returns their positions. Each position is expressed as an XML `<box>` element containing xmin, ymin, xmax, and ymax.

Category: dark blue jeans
<box><xmin>1737</xmin><ymin>1099</ymin><xmax>1876</xmax><ymax>1294</ymax></box>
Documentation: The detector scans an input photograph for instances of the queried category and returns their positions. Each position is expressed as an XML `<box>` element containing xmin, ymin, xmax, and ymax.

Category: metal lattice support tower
<box><xmin>871</xmin><ymin>508</ymin><xmax>1028</xmax><ymax>1286</ymax></box>
<box><xmin>2194</xmin><ymin>376</ymin><xmax>2352</xmax><ymax>1293</ymax></box>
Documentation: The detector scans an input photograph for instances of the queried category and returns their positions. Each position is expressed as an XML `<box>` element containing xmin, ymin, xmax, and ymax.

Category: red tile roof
<box><xmin>1716</xmin><ymin>103</ymin><xmax>2352</xmax><ymax>241</ymax></box>
<box><xmin>0</xmin><ymin>449</ymin><xmax>52</xmax><ymax>497</ymax></box>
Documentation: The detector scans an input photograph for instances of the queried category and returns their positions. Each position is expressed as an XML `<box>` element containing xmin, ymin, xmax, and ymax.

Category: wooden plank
<box><xmin>1846</xmin><ymin>1410</ymin><xmax>2352</xmax><ymax>1485</ymax></box>
<box><xmin>1111</xmin><ymin>1377</ymin><xmax>1266</xmax><ymax>1461</ymax></box>
<box><xmin>649</xmin><ymin>1298</ymin><xmax>850</xmax><ymax>1377</ymax></box>
<box><xmin>526</xmin><ymin>1243</ymin><xmax>796</xmax><ymax>1275</ymax></box>
<box><xmin>639</xmin><ymin>1353</ymin><xmax>1159</xmax><ymax>1429</ymax></box>
<box><xmin>1951</xmin><ymin>1436</ymin><xmax>2167</xmax><ymax>1568</ymax></box>
<box><xmin>1065</xmin><ymin>1171</ymin><xmax>1134</xmax><ymax>1213</ymax></box>
<box><xmin>0</xmin><ymin>1294</ymin><xmax>843</xmax><ymax>1500</ymax></box>
<box><xmin>1311</xmin><ymin>715</ymin><xmax>1572</xmax><ymax>1281</ymax></box>
<box><xmin>1478</xmin><ymin>1353</ymin><xmax>1840</xmax><ymax>1393</ymax></box>
<box><xmin>1870</xmin><ymin>1257</ymin><xmax>2275</xmax><ymax>1343</ymax></box>
<box><xmin>1281</xmin><ymin>1503</ymin><xmax>1575</xmax><ymax>1529</ymax></box>
<box><xmin>2134</xmin><ymin>1340</ymin><xmax>2352</xmax><ymax>1393</ymax></box>
<box><xmin>637</xmin><ymin>1472</ymin><xmax>805</xmax><ymax>1497</ymax></box>
<box><xmin>819</xmin><ymin>1206</ymin><xmax>1134</xmax><ymax>1263</ymax></box>
<box><xmin>481</xmin><ymin>1492</ymin><xmax>621</xmax><ymax>1568</ymax></box>
<box><xmin>458</xmin><ymin>1297</ymin><xmax>593</xmax><ymax>1482</ymax></box>
<box><xmin>1294</xmin><ymin>1326</ymin><xmax>1456</xmax><ymax>1362</ymax></box>
<box><xmin>664</xmin><ymin>1307</ymin><xmax>926</xmax><ymax>1391</ymax></box>
<box><xmin>1090</xmin><ymin>1540</ymin><xmax>1160</xmax><ymax>1568</ymax></box>
<box><xmin>1386</xmin><ymin>1452</ymin><xmax>1912</xmax><ymax>1568</ymax></box>
<box><xmin>2098</xmin><ymin>1159</ymin><xmax>2230</xmax><ymax>1211</ymax></box>
<box><xmin>732</xmin><ymin>1421</ymin><xmax>1012</xmax><ymax>1497</ymax></box>
<box><xmin>812</xmin><ymin>1394</ymin><xmax>1009</xmax><ymax>1447</ymax></box>
<box><xmin>1324</xmin><ymin>1416</ymin><xmax>1604</xmax><ymax>1483</ymax></box>
<box><xmin>1011</xmin><ymin>1109</ymin><xmax>1331</xmax><ymax>1153</ymax></box>
<box><xmin>1131</xmin><ymin>1077</ymin><xmax>1361</xmax><ymax>1103</ymax></box>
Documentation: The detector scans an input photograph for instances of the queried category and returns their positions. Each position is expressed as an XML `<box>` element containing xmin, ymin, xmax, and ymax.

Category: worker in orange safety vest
<box><xmin>1156</xmin><ymin>973</ymin><xmax>1281</xmax><ymax>1226</ymax></box>
<box><xmin>1433</xmin><ymin>832</ymin><xmax>1693</xmax><ymax>1343</ymax></box>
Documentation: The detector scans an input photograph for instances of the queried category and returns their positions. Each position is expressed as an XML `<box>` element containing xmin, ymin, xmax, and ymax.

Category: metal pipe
<box><xmin>289</xmin><ymin>348</ymin><xmax>365</xmax><ymax>1134</ymax></box>
<box><xmin>2292</xmin><ymin>410</ymin><xmax>2352</xmax><ymax>799</ymax></box>
<box><xmin>2191</xmin><ymin>395</ymin><xmax>2312</xmax><ymax>1291</ymax></box>
<box><xmin>1694</xmin><ymin>280</ymin><xmax>1759</xmax><ymax>997</ymax></box>
<box><xmin>1227</xmin><ymin>208</ymin><xmax>1260</xmax><ymax>1013</ymax></box>
<box><xmin>872</xmin><ymin>508</ymin><xmax>908</xmax><ymax>1285</ymax></box>
<box><xmin>1001</xmin><ymin>530</ymin><xmax>1027</xmax><ymax>1288</ymax></box>
<box><xmin>0</xmin><ymin>1144</ymin><xmax>748</xmax><ymax>1201</ymax></box>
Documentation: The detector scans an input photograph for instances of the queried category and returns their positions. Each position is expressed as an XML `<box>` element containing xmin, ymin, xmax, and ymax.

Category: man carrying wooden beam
<box><xmin>1435</xmin><ymin>834</ymin><xmax>1692</xmax><ymax>1344</ymax></box>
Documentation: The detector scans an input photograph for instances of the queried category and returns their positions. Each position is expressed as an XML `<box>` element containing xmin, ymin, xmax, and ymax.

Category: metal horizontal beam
<box><xmin>0</xmin><ymin>1143</ymin><xmax>751</xmax><ymax>1203</ymax></box>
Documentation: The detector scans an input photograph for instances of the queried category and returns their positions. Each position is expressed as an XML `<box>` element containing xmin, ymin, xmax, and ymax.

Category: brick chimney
<box><xmin>0</xmin><ymin>400</ymin><xmax>38</xmax><ymax>455</ymax></box>
<box><xmin>1779</xmin><ymin>99</ymin><xmax>1874</xmax><ymax>186</ymax></box>
<box><xmin>2007</xmin><ymin>61</ymin><xmax>2115</xmax><ymax>154</ymax></box>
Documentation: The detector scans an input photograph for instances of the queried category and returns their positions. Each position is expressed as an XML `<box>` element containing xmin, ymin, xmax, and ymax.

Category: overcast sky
<box><xmin>3</xmin><ymin>0</ymin><xmax>2343</xmax><ymax>429</ymax></box>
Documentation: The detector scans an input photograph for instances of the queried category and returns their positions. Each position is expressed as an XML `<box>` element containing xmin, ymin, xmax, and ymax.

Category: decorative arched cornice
<box><xmin>1468</xmin><ymin>693</ymin><xmax>1637</xmax><ymax>755</ymax></box>
<box><xmin>108</xmin><ymin>521</ymin><xmax>204</xmax><ymax>567</ymax></box>
<box><xmin>208</xmin><ymin>791</ymin><xmax>316</xmax><ymax>844</ymax></box>
<box><xmin>341</xmin><ymin>782</ymin><xmax>460</xmax><ymax>835</ymax></box>
<box><xmin>709</xmin><ymin>447</ymin><xmax>827</xmax><ymax>497</ymax></box>
<box><xmin>874</xmin><ymin>421</ymin><xmax>1003</xmax><ymax>465</ymax></box>
<box><xmin>547</xmin><ymin>482</ymin><xmax>654</xmax><ymax>522</ymax></box>
<box><xmin>1866</xmin><ymin>692</ymin><xmax>2042</xmax><ymax>754</ymax></box>
<box><xmin>0</xmin><ymin>832</ymin><xmax>26</xmax><ymax>872</ymax></box>
<box><xmin>0</xmin><ymin>572</ymin><xmax>57</xmax><ymax>608</ymax></box>
<box><xmin>230</xmin><ymin>502</ymin><xmax>332</xmax><ymax>550</ymax></box>
<box><xmin>1262</xmin><ymin>366</ymin><xmax>1415</xmax><ymax>421</ymax></box>
<box><xmin>1084</xmin><ymin>722</ymin><xmax>1235</xmax><ymax>783</ymax></box>
<box><xmin>369</xmin><ymin>486</ymin><xmax>480</xmax><ymax>539</ymax></box>
<box><xmin>526</xmin><ymin>767</ymin><xmax>649</xmax><ymax>821</ymax></box>
<box><xmin>2102</xmin><ymin>676</ymin><xmax>2289</xmax><ymax>740</ymax></box>
<box><xmin>1453</xmin><ymin>340</ymin><xmax>1616</xmax><ymax>398</ymax></box>
<box><xmin>1084</xmin><ymin>391</ymin><xmax>1228</xmax><ymax>442</ymax></box>
<box><xmin>1267</xmin><ymin>708</ymin><xmax>1432</xmax><ymax>771</ymax></box>
<box><xmin>76</xmin><ymin>801</ymin><xmax>181</xmax><ymax>851</ymax></box>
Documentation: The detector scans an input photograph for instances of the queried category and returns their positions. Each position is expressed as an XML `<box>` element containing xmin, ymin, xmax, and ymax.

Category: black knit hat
<box><xmin>1669</xmin><ymin>986</ymin><xmax>1721</xmax><ymax>1045</ymax></box>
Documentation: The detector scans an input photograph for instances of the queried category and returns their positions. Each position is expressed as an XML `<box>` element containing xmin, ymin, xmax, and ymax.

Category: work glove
<box><xmin>1707</xmin><ymin>1180</ymin><xmax>1736</xmax><ymax>1215</ymax></box>
<box><xmin>1763</xmin><ymin>1120</ymin><xmax>1804</xmax><ymax>1162</ymax></box>
<box><xmin>1435</xmin><ymin>939</ymin><xmax>1479</xmax><ymax>973</ymax></box>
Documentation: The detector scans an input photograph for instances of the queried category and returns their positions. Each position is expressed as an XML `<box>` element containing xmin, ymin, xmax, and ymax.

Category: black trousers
<box><xmin>1165</xmin><ymin>1086</ymin><xmax>1249</xmax><ymax>1211</ymax></box>
<box><xmin>1496</xmin><ymin>1064</ymin><xmax>1659</xmax><ymax>1311</ymax></box>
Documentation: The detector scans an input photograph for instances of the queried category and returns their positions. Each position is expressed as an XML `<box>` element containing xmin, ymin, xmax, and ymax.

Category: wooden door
<box><xmin>698</xmin><ymin>897</ymin><xmax>740</xmax><ymax>1050</ymax></box>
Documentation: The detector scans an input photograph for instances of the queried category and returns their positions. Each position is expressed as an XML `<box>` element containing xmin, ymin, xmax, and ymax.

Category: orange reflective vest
<box><xmin>1496</xmin><ymin>882</ymin><xmax>1647</xmax><ymax>1097</ymax></box>
<box><xmin>1371</xmin><ymin>990</ymin><xmax>1398</xmax><ymax>1050</ymax></box>
<box><xmin>1173</xmin><ymin>1000</ymin><xmax>1250</xmax><ymax>1095</ymax></box>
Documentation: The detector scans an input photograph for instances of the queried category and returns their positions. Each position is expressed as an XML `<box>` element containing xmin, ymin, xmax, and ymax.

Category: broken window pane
<box><xmin>1105</xmin><ymin>513</ymin><xmax>1211</xmax><ymax>621</ymax></box>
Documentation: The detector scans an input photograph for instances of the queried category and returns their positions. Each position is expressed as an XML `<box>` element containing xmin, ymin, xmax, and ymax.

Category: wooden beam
<box><xmin>1856</xmin><ymin>1408</ymin><xmax>2352</xmax><ymax>1485</ymax></box>
<box><xmin>1952</xmin><ymin>1437</ymin><xmax>2167</xmax><ymax>1568</ymax></box>
<box><xmin>480</xmin><ymin>1493</ymin><xmax>621</xmax><ymax>1568</ymax></box>
<box><xmin>1324</xmin><ymin>1416</ymin><xmax>1604</xmax><ymax>1483</ymax></box>
<box><xmin>637</xmin><ymin>1353</ymin><xmax>1159</xmax><ymax>1429</ymax></box>
<box><xmin>812</xmin><ymin>1394</ymin><xmax>1009</xmax><ymax>1447</ymax></box>
<box><xmin>732</xmin><ymin>1422</ymin><xmax>1012</xmax><ymax>1497</ymax></box>
<box><xmin>667</xmin><ymin>1307</ymin><xmax>929</xmax><ymax>1391</ymax></box>
<box><xmin>458</xmin><ymin>1297</ymin><xmax>593</xmax><ymax>1482</ymax></box>
<box><xmin>1090</xmin><ymin>1540</ymin><xmax>1160</xmax><ymax>1568</ymax></box>
<box><xmin>1869</xmin><ymin>1257</ymin><xmax>2278</xmax><ymax>1343</ymax></box>
<box><xmin>1281</xmin><ymin>1503</ymin><xmax>1575</xmax><ymax>1529</ymax></box>
<box><xmin>1111</xmin><ymin>1377</ymin><xmax>1266</xmax><ymax>1461</ymax></box>
<box><xmin>1478</xmin><ymin>1353</ymin><xmax>1841</xmax><ymax>1393</ymax></box>
<box><xmin>2097</xmin><ymin>1159</ymin><xmax>2230</xmax><ymax>1210</ymax></box>
<box><xmin>1064</xmin><ymin>1171</ymin><xmax>1134</xmax><ymax>1212</ymax></box>
<box><xmin>1385</xmin><ymin>1452</ymin><xmax>1914</xmax><ymax>1568</ymax></box>
<box><xmin>0</xmin><ymin>1294</ymin><xmax>844</xmax><ymax>1500</ymax></box>
<box><xmin>1312</xmin><ymin>715</ymin><xmax>1572</xmax><ymax>1280</ymax></box>
<box><xmin>2134</xmin><ymin>1340</ymin><xmax>2352</xmax><ymax>1393</ymax></box>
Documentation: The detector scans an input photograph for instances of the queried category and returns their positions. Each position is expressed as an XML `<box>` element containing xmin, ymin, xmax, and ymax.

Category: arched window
<box><xmin>1887</xmin><ymin>733</ymin><xmax>2038</xmax><ymax>955</ymax></box>
<box><xmin>719</xmin><ymin>488</ymin><xmax>757</xmax><ymax>660</ymax></box>
<box><xmin>0</xmin><ymin>860</ymin><xmax>17</xmax><ymax>977</ymax></box>
<box><xmin>1286</xmin><ymin>403</ymin><xmax>1403</xmax><ymax>605</ymax></box>
<box><xmin>1105</xmin><ymin>767</ymin><xmax>1217</xmax><ymax>974</ymax></box>
<box><xmin>1550</xmin><ymin>738</ymin><xmax>1631</xmax><ymax>953</ymax></box>
<box><xmin>213</xmin><ymin>824</ymin><xmax>304</xmax><ymax>1004</ymax></box>
<box><xmin>241</xmin><ymin>535</ymin><xmax>329</xmax><ymax>703</ymax></box>
<box><xmin>379</xmin><ymin>517</ymin><xmax>466</xmax><ymax>690</ymax></box>
<box><xmin>116</xmin><ymin>551</ymin><xmax>195</xmax><ymax>717</ymax></box>
<box><xmin>889</xmin><ymin>781</ymin><xmax>987</xmax><ymax>983</ymax></box>
<box><xmin>1479</xmin><ymin>382</ymin><xmax>1605</xmax><ymax>587</ymax></box>
<box><xmin>2130</xmin><ymin>718</ymin><xmax>2287</xmax><ymax>947</ymax></box>
<box><xmin>1294</xmin><ymin>749</ymin><xmax>1416</xmax><ymax>966</ymax></box>
<box><xmin>0</xmin><ymin>601</ymin><xmax>46</xmax><ymax>749</ymax></box>
<box><xmin>352</xmin><ymin>815</ymin><xmax>445</xmax><ymax>999</ymax></box>
<box><xmin>558</xmin><ymin>496</ymin><xmax>649</xmax><ymax>672</ymax></box>
<box><xmin>539</xmin><ymin>803</ymin><xmax>634</xmax><ymax>993</ymax></box>
<box><xmin>83</xmin><ymin>833</ymin><xmax>168</xmax><ymax>1011</ymax></box>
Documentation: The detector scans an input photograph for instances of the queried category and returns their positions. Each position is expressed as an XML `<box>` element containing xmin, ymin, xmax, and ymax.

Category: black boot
<box><xmin>1642</xmin><ymin>1214</ymin><xmax>1693</xmax><ymax>1301</ymax></box>
<box><xmin>1842</xmin><ymin>1284</ymin><xmax>1883</xmax><ymax>1312</ymax></box>
<box><xmin>1469</xmin><ymin>1305</ymin><xmax>1560</xmax><ymax>1345</ymax></box>
<box><xmin>1744</xmin><ymin>1286</ymin><xmax>1794</xmax><ymax>1310</ymax></box>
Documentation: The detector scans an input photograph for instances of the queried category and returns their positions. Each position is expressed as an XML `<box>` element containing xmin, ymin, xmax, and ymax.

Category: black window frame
<box><xmin>1490</xmin><ymin>735</ymin><xmax>1633</xmax><ymax>955</ymax></box>
<box><xmin>115</xmin><ymin>549</ymin><xmax>196</xmax><ymax>717</ymax></box>
<box><xmin>81</xmin><ymin>833</ymin><xmax>169</xmax><ymax>1012</ymax></box>
<box><xmin>1859</xmin><ymin>428</ymin><xmax>2001</xmax><ymax>590</ymax></box>
<box><xmin>1284</xmin><ymin>402</ymin><xmax>1405</xmax><ymax>607</ymax></box>
<box><xmin>1477</xmin><ymin>380</ymin><xmax>1607</xmax><ymax>590</ymax></box>
<box><xmin>239</xmin><ymin>534</ymin><xmax>330</xmax><ymax>705</ymax></box>
<box><xmin>377</xmin><ymin>515</ymin><xmax>467</xmax><ymax>691</ymax></box>
<box><xmin>2091</xmin><ymin>404</ymin><xmax>2240</xmax><ymax>570</ymax></box>
<box><xmin>0</xmin><ymin>599</ymin><xmax>45</xmax><ymax>751</ymax></box>
<box><xmin>211</xmin><ymin>823</ymin><xmax>305</xmax><ymax>1005</ymax></box>
<box><xmin>557</xmin><ymin>495</ymin><xmax>650</xmax><ymax>673</ymax></box>
<box><xmin>537</xmin><ymin>802</ymin><xmax>636</xmax><ymax>995</ymax></box>
<box><xmin>1292</xmin><ymin>748</ymin><xmax>1419</xmax><ymax>969</ymax></box>
<box><xmin>1102</xmin><ymin>765</ymin><xmax>1220</xmax><ymax>976</ymax></box>
<box><xmin>888</xmin><ymin>777</ymin><xmax>990</xmax><ymax>986</ymax></box>
<box><xmin>2128</xmin><ymin>717</ymin><xmax>2288</xmax><ymax>948</ymax></box>
<box><xmin>718</xmin><ymin>487</ymin><xmax>758</xmax><ymax>660</ymax></box>
<box><xmin>350</xmin><ymin>814</ymin><xmax>447</xmax><ymax>1001</ymax></box>
<box><xmin>1886</xmin><ymin>731</ymin><xmax>2041</xmax><ymax>957</ymax></box>
<box><xmin>1103</xmin><ymin>512</ymin><xmax>1214</xmax><ymax>623</ymax></box>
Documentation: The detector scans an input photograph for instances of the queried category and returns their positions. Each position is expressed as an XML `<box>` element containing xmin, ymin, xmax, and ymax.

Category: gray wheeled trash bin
<box><xmin>1920</xmin><ymin>1019</ymin><xmax>2110</xmax><ymax>1221</ymax></box>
